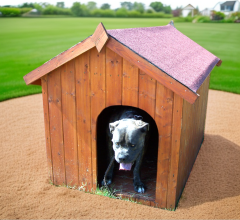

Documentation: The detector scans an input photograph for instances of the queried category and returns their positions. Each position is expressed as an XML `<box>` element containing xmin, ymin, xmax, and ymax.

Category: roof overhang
<box><xmin>182</xmin><ymin>4</ymin><xmax>195</xmax><ymax>10</ymax></box>
<box><xmin>23</xmin><ymin>22</ymin><xmax>221</xmax><ymax>104</ymax></box>
<box><xmin>23</xmin><ymin>23</ymin><xmax>107</xmax><ymax>86</ymax></box>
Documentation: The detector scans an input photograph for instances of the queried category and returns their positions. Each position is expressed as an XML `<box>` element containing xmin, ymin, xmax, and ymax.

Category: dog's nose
<box><xmin>118</xmin><ymin>154</ymin><xmax>128</xmax><ymax>162</ymax></box>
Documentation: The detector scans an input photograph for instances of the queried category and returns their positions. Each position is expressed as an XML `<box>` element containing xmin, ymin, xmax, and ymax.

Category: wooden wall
<box><xmin>41</xmin><ymin>46</ymin><xmax>210</xmax><ymax>209</ymax></box>
<box><xmin>176</xmin><ymin>75</ymin><xmax>210</xmax><ymax>204</ymax></box>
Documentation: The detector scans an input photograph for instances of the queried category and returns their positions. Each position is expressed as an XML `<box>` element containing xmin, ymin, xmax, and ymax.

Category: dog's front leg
<box><xmin>133</xmin><ymin>150</ymin><xmax>145</xmax><ymax>193</ymax></box>
<box><xmin>102</xmin><ymin>141</ymin><xmax>115</xmax><ymax>186</ymax></box>
<box><xmin>103</xmin><ymin>155</ymin><xmax>115</xmax><ymax>185</ymax></box>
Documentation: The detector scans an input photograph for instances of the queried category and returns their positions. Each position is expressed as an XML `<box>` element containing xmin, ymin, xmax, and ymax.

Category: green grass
<box><xmin>0</xmin><ymin>18</ymin><xmax>239</xmax><ymax>102</ymax></box>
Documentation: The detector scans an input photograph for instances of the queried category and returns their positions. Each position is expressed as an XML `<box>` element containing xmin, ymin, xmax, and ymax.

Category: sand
<box><xmin>0</xmin><ymin>90</ymin><xmax>240</xmax><ymax>219</ymax></box>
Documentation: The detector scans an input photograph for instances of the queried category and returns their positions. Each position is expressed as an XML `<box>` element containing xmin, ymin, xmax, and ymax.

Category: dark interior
<box><xmin>97</xmin><ymin>105</ymin><xmax>159</xmax><ymax>201</ymax></box>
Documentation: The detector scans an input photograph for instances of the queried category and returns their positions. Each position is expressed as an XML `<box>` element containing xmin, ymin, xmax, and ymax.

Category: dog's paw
<box><xmin>101</xmin><ymin>178</ymin><xmax>112</xmax><ymax>186</ymax></box>
<box><xmin>134</xmin><ymin>183</ymin><xmax>145</xmax><ymax>193</ymax></box>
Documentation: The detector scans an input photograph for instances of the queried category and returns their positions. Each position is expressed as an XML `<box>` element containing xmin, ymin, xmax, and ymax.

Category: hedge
<box><xmin>0</xmin><ymin>7</ymin><xmax>21</xmax><ymax>17</ymax></box>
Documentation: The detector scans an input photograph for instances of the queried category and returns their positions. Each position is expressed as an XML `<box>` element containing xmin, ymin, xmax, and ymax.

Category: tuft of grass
<box><xmin>49</xmin><ymin>180</ymin><xmax>139</xmax><ymax>204</ymax></box>
<box><xmin>95</xmin><ymin>185</ymin><xmax>120</xmax><ymax>199</ymax></box>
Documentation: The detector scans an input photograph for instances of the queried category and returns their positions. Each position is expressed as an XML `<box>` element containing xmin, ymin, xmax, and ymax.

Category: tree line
<box><xmin>0</xmin><ymin>1</ymin><xmax>173</xmax><ymax>18</ymax></box>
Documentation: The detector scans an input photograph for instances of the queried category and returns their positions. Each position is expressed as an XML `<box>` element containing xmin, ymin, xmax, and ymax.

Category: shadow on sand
<box><xmin>178</xmin><ymin>134</ymin><xmax>240</xmax><ymax>209</ymax></box>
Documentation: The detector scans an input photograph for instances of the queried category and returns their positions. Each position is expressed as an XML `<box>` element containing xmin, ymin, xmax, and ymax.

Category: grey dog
<box><xmin>103</xmin><ymin>107</ymin><xmax>149</xmax><ymax>193</ymax></box>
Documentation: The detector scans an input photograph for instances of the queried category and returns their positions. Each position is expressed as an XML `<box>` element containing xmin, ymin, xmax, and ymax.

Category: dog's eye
<box><xmin>129</xmin><ymin>144</ymin><xmax>135</xmax><ymax>147</ymax></box>
<box><xmin>115</xmin><ymin>142</ymin><xmax>120</xmax><ymax>146</ymax></box>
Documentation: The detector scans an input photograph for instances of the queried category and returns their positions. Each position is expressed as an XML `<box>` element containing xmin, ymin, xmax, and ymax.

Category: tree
<box><xmin>163</xmin><ymin>5</ymin><xmax>171</xmax><ymax>14</ymax></box>
<box><xmin>116</xmin><ymin>7</ymin><xmax>128</xmax><ymax>17</ymax></box>
<box><xmin>56</xmin><ymin>2</ymin><xmax>65</xmax><ymax>8</ymax></box>
<box><xmin>33</xmin><ymin>3</ymin><xmax>43</xmax><ymax>12</ymax></box>
<box><xmin>87</xmin><ymin>1</ymin><xmax>97</xmax><ymax>11</ymax></box>
<box><xmin>132</xmin><ymin>2</ymin><xmax>145</xmax><ymax>13</ymax></box>
<box><xmin>39</xmin><ymin>2</ymin><xmax>50</xmax><ymax>8</ymax></box>
<box><xmin>19</xmin><ymin>2</ymin><xmax>35</xmax><ymax>8</ymax></box>
<box><xmin>71</xmin><ymin>2</ymin><xmax>83</xmax><ymax>16</ymax></box>
<box><xmin>100</xmin><ymin>3</ymin><xmax>111</xmax><ymax>10</ymax></box>
<box><xmin>120</xmin><ymin>2</ymin><xmax>133</xmax><ymax>10</ymax></box>
<box><xmin>172</xmin><ymin>7</ymin><xmax>182</xmax><ymax>17</ymax></box>
<box><xmin>150</xmin><ymin>2</ymin><xmax>163</xmax><ymax>12</ymax></box>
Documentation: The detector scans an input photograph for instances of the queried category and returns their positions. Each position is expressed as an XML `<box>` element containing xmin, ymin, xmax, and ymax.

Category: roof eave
<box><xmin>24</xmin><ymin>22</ymin><xmax>221</xmax><ymax>105</ymax></box>
<box><xmin>23</xmin><ymin>23</ymin><xmax>109</xmax><ymax>86</ymax></box>
<box><xmin>23</xmin><ymin>37</ymin><xmax>95</xmax><ymax>85</ymax></box>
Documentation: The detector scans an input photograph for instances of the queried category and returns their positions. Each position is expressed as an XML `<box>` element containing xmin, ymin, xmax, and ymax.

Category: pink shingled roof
<box><xmin>107</xmin><ymin>24</ymin><xmax>220</xmax><ymax>92</ymax></box>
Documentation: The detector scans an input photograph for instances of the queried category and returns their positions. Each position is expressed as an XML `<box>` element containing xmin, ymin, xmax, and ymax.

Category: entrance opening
<box><xmin>97</xmin><ymin>106</ymin><xmax>159</xmax><ymax>202</ymax></box>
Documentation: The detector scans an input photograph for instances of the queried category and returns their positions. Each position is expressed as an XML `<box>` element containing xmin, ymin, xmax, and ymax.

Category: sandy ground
<box><xmin>0</xmin><ymin>90</ymin><xmax>240</xmax><ymax>219</ymax></box>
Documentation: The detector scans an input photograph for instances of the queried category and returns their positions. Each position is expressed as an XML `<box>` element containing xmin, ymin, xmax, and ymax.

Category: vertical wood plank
<box><xmin>75</xmin><ymin>51</ymin><xmax>93</xmax><ymax>191</ymax></box>
<box><xmin>90</xmin><ymin>47</ymin><xmax>106</xmax><ymax>190</ymax></box>
<box><xmin>155</xmin><ymin>82</ymin><xmax>174</xmax><ymax>208</ymax></box>
<box><xmin>122</xmin><ymin>59</ymin><xmax>139</xmax><ymax>107</ymax></box>
<box><xmin>106</xmin><ymin>47</ymin><xmax>122</xmax><ymax>106</ymax></box>
<box><xmin>41</xmin><ymin>75</ymin><xmax>53</xmax><ymax>183</ymax></box>
<box><xmin>167</xmin><ymin>94</ymin><xmax>183</xmax><ymax>209</ymax></box>
<box><xmin>138</xmin><ymin>70</ymin><xmax>156</xmax><ymax>119</ymax></box>
<box><xmin>176</xmin><ymin>75</ymin><xmax>210</xmax><ymax>202</ymax></box>
<box><xmin>48</xmin><ymin>69</ymin><xmax>65</xmax><ymax>185</ymax></box>
<box><xmin>61</xmin><ymin>60</ymin><xmax>78</xmax><ymax>187</ymax></box>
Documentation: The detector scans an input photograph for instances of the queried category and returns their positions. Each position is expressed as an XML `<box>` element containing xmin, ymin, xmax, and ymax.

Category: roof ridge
<box><xmin>107</xmin><ymin>24</ymin><xmax>172</xmax><ymax>32</ymax></box>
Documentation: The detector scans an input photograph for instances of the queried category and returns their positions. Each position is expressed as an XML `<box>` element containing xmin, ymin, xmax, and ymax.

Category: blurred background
<box><xmin>0</xmin><ymin>0</ymin><xmax>239</xmax><ymax>101</ymax></box>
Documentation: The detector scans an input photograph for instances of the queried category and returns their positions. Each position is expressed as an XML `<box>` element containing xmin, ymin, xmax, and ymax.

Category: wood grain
<box><xmin>122</xmin><ymin>59</ymin><xmax>139</xmax><ymax>107</ymax></box>
<box><xmin>61</xmin><ymin>60</ymin><xmax>78</xmax><ymax>187</ymax></box>
<box><xmin>166</xmin><ymin>94</ymin><xmax>183</xmax><ymax>209</ymax></box>
<box><xmin>47</xmin><ymin>68</ymin><xmax>66</xmax><ymax>185</ymax></box>
<box><xmin>155</xmin><ymin>82</ymin><xmax>174</xmax><ymax>208</ymax></box>
<box><xmin>106</xmin><ymin>47</ymin><xmax>122</xmax><ymax>106</ymax></box>
<box><xmin>138</xmin><ymin>70</ymin><xmax>156</xmax><ymax>119</ymax></box>
<box><xmin>176</xmin><ymin>75</ymin><xmax>210</xmax><ymax>202</ymax></box>
<box><xmin>75</xmin><ymin>51</ymin><xmax>93</xmax><ymax>191</ymax></box>
<box><xmin>24</xmin><ymin>37</ymin><xmax>95</xmax><ymax>85</ymax></box>
<box><xmin>90</xmin><ymin>46</ymin><xmax>106</xmax><ymax>190</ymax></box>
<box><xmin>41</xmin><ymin>75</ymin><xmax>53</xmax><ymax>183</ymax></box>
<box><xmin>106</xmin><ymin>37</ymin><xmax>198</xmax><ymax>104</ymax></box>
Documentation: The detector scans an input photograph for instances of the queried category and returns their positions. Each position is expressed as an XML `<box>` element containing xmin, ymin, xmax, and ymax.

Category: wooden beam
<box><xmin>23</xmin><ymin>37</ymin><xmax>95</xmax><ymax>85</ymax></box>
<box><xmin>155</xmin><ymin>83</ymin><xmax>174</xmax><ymax>208</ymax></box>
<box><xmin>90</xmin><ymin>47</ymin><xmax>106</xmax><ymax>190</ymax></box>
<box><xmin>216</xmin><ymin>59</ymin><xmax>222</xmax><ymax>66</ymax></box>
<box><xmin>41</xmin><ymin>75</ymin><xmax>53</xmax><ymax>183</ymax></box>
<box><xmin>31</xmin><ymin>79</ymin><xmax>41</xmax><ymax>86</ymax></box>
<box><xmin>61</xmin><ymin>60</ymin><xmax>78</xmax><ymax>187</ymax></box>
<box><xmin>166</xmin><ymin>94</ymin><xmax>183</xmax><ymax>209</ymax></box>
<box><xmin>91</xmin><ymin>22</ymin><xmax>109</xmax><ymax>53</ymax></box>
<box><xmin>106</xmin><ymin>37</ymin><xmax>199</xmax><ymax>104</ymax></box>
<box><xmin>75</xmin><ymin>51</ymin><xmax>92</xmax><ymax>191</ymax></box>
<box><xmin>48</xmin><ymin>69</ymin><xmax>66</xmax><ymax>185</ymax></box>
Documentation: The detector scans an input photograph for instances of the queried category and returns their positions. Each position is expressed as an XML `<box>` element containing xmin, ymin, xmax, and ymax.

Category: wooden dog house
<box><xmin>23</xmin><ymin>22</ymin><xmax>221</xmax><ymax>209</ymax></box>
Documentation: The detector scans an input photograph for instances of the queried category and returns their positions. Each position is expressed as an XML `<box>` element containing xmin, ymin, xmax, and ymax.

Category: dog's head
<box><xmin>109</xmin><ymin>119</ymin><xmax>149</xmax><ymax>166</ymax></box>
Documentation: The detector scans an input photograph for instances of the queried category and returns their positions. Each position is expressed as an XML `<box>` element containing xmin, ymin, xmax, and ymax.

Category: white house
<box><xmin>182</xmin><ymin>4</ymin><xmax>195</xmax><ymax>17</ymax></box>
<box><xmin>213</xmin><ymin>1</ymin><xmax>240</xmax><ymax>15</ymax></box>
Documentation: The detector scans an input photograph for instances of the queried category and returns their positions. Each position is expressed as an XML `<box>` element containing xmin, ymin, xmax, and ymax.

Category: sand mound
<box><xmin>0</xmin><ymin>90</ymin><xmax>240</xmax><ymax>219</ymax></box>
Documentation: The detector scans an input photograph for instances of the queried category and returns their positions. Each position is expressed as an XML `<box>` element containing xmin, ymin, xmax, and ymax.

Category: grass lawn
<box><xmin>0</xmin><ymin>17</ymin><xmax>239</xmax><ymax>102</ymax></box>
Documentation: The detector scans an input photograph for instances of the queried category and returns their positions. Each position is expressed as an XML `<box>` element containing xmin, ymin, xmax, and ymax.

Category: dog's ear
<box><xmin>109</xmin><ymin>121</ymin><xmax>120</xmax><ymax>133</ymax></box>
<box><xmin>140</xmin><ymin>123</ymin><xmax>149</xmax><ymax>133</ymax></box>
<box><xmin>135</xmin><ymin>121</ymin><xmax>149</xmax><ymax>133</ymax></box>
